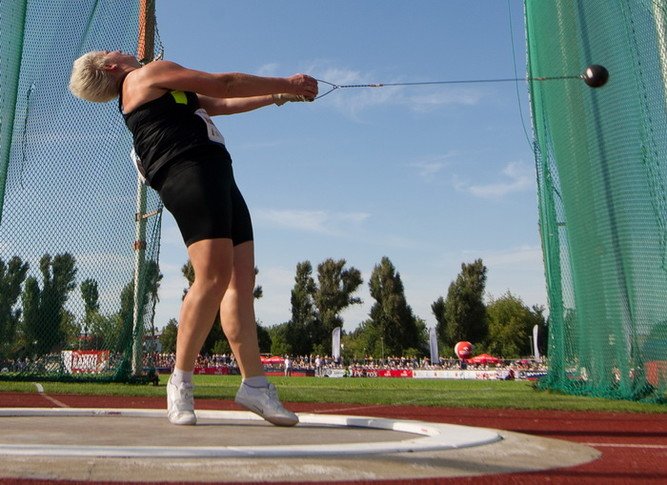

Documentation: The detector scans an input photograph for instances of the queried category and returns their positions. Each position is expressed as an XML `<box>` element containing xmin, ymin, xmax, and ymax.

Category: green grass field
<box><xmin>1</xmin><ymin>375</ymin><xmax>665</xmax><ymax>413</ymax></box>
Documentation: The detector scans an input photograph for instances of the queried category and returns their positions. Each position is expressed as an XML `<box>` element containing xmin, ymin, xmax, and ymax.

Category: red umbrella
<box><xmin>260</xmin><ymin>355</ymin><xmax>285</xmax><ymax>364</ymax></box>
<box><xmin>467</xmin><ymin>353</ymin><xmax>501</xmax><ymax>365</ymax></box>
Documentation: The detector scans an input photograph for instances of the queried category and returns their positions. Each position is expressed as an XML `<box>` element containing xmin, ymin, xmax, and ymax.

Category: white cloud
<box><xmin>460</xmin><ymin>161</ymin><xmax>534</xmax><ymax>198</ymax></box>
<box><xmin>466</xmin><ymin>245</ymin><xmax>543</xmax><ymax>267</ymax></box>
<box><xmin>314</xmin><ymin>66</ymin><xmax>365</xmax><ymax>87</ymax></box>
<box><xmin>414</xmin><ymin>161</ymin><xmax>445</xmax><ymax>177</ymax></box>
<box><xmin>256</xmin><ymin>63</ymin><xmax>280</xmax><ymax>76</ymax></box>
<box><xmin>254</xmin><ymin>208</ymin><xmax>370</xmax><ymax>236</ymax></box>
<box><xmin>409</xmin><ymin>153</ymin><xmax>457</xmax><ymax>179</ymax></box>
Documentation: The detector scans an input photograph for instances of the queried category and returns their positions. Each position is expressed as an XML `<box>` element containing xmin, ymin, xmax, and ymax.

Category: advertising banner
<box><xmin>62</xmin><ymin>350</ymin><xmax>110</xmax><ymax>374</ymax></box>
<box><xmin>413</xmin><ymin>369</ymin><xmax>498</xmax><ymax>380</ymax></box>
<box><xmin>193</xmin><ymin>366</ymin><xmax>231</xmax><ymax>375</ymax></box>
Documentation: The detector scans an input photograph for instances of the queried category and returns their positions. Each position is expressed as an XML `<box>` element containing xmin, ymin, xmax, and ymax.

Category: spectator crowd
<box><xmin>1</xmin><ymin>352</ymin><xmax>547</xmax><ymax>379</ymax></box>
<box><xmin>148</xmin><ymin>352</ymin><xmax>547</xmax><ymax>378</ymax></box>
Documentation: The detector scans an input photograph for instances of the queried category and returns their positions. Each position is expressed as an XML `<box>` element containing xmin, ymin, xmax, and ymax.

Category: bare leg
<box><xmin>221</xmin><ymin>242</ymin><xmax>298</xmax><ymax>426</ymax></box>
<box><xmin>175</xmin><ymin>238</ymin><xmax>233</xmax><ymax>372</ymax></box>
<box><xmin>167</xmin><ymin>238</ymin><xmax>233</xmax><ymax>425</ymax></box>
<box><xmin>219</xmin><ymin>241</ymin><xmax>264</xmax><ymax>378</ymax></box>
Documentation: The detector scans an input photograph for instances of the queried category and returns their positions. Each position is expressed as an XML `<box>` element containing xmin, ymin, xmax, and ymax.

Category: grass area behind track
<box><xmin>1</xmin><ymin>375</ymin><xmax>665</xmax><ymax>413</ymax></box>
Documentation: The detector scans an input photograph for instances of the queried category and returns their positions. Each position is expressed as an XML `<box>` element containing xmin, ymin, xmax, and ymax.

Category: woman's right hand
<box><xmin>287</xmin><ymin>74</ymin><xmax>318</xmax><ymax>100</ymax></box>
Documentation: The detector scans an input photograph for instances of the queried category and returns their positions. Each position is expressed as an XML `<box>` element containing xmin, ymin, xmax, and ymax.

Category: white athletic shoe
<box><xmin>235</xmin><ymin>382</ymin><xmax>299</xmax><ymax>427</ymax></box>
<box><xmin>166</xmin><ymin>377</ymin><xmax>196</xmax><ymax>425</ymax></box>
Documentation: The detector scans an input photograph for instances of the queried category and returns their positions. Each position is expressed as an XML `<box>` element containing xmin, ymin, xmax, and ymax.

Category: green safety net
<box><xmin>526</xmin><ymin>0</ymin><xmax>667</xmax><ymax>401</ymax></box>
<box><xmin>0</xmin><ymin>0</ymin><xmax>163</xmax><ymax>382</ymax></box>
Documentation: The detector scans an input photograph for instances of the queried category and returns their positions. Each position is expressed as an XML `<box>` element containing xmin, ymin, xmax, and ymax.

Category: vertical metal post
<box><xmin>131</xmin><ymin>0</ymin><xmax>155</xmax><ymax>376</ymax></box>
<box><xmin>652</xmin><ymin>2</ymin><xmax>667</xmax><ymax>97</ymax></box>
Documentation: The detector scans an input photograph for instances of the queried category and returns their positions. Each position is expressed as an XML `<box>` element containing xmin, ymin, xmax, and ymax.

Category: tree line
<box><xmin>0</xmin><ymin>253</ymin><xmax>161</xmax><ymax>362</ymax></box>
<box><xmin>0</xmin><ymin>253</ymin><xmax>546</xmax><ymax>364</ymax></box>
<box><xmin>159</xmin><ymin>257</ymin><xmax>548</xmax><ymax>361</ymax></box>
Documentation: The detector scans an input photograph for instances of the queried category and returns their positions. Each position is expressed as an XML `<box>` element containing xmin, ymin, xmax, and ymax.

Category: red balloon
<box><xmin>454</xmin><ymin>341</ymin><xmax>473</xmax><ymax>359</ymax></box>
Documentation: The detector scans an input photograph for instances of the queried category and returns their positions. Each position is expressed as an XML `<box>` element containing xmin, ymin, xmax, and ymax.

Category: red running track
<box><xmin>0</xmin><ymin>391</ymin><xmax>665</xmax><ymax>484</ymax></box>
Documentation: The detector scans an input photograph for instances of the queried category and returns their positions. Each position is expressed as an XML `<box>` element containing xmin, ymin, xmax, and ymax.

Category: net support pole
<box><xmin>653</xmin><ymin>1</ymin><xmax>667</xmax><ymax>150</ymax></box>
<box><xmin>131</xmin><ymin>0</ymin><xmax>155</xmax><ymax>377</ymax></box>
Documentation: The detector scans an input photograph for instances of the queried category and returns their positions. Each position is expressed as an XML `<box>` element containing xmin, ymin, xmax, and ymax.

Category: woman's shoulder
<box><xmin>121</xmin><ymin>66</ymin><xmax>170</xmax><ymax>114</ymax></box>
<box><xmin>135</xmin><ymin>59</ymin><xmax>196</xmax><ymax>85</ymax></box>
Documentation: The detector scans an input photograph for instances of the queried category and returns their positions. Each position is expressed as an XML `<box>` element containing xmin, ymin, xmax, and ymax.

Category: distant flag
<box><xmin>332</xmin><ymin>327</ymin><xmax>341</xmax><ymax>360</ymax></box>
<box><xmin>533</xmin><ymin>324</ymin><xmax>540</xmax><ymax>360</ymax></box>
<box><xmin>429</xmin><ymin>327</ymin><xmax>440</xmax><ymax>365</ymax></box>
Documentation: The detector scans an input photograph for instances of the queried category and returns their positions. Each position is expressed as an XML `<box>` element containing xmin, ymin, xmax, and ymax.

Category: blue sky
<box><xmin>152</xmin><ymin>0</ymin><xmax>546</xmax><ymax>331</ymax></box>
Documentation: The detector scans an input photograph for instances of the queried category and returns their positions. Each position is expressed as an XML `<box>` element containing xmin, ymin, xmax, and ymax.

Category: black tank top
<box><xmin>119</xmin><ymin>86</ymin><xmax>226</xmax><ymax>185</ymax></box>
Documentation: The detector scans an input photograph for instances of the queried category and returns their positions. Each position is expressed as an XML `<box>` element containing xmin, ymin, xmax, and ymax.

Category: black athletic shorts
<box><xmin>152</xmin><ymin>144</ymin><xmax>253</xmax><ymax>247</ymax></box>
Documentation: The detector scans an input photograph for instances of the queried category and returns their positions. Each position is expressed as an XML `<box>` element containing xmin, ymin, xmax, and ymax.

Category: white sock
<box><xmin>170</xmin><ymin>368</ymin><xmax>193</xmax><ymax>386</ymax></box>
<box><xmin>243</xmin><ymin>375</ymin><xmax>269</xmax><ymax>388</ymax></box>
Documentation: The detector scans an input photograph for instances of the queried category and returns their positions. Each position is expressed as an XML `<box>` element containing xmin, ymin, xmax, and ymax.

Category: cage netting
<box><xmin>527</xmin><ymin>0</ymin><xmax>667</xmax><ymax>401</ymax></box>
<box><xmin>0</xmin><ymin>0</ymin><xmax>163</xmax><ymax>382</ymax></box>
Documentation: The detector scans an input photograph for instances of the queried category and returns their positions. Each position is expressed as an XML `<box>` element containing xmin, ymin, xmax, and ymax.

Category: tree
<box><xmin>346</xmin><ymin>319</ymin><xmax>381</xmax><ymax>359</ymax></box>
<box><xmin>159</xmin><ymin>318</ymin><xmax>178</xmax><ymax>353</ymax></box>
<box><xmin>0</xmin><ymin>256</ymin><xmax>29</xmax><ymax>358</ymax></box>
<box><xmin>431</xmin><ymin>295</ymin><xmax>446</xmax><ymax>350</ymax></box>
<box><xmin>87</xmin><ymin>313</ymin><xmax>118</xmax><ymax>351</ymax></box>
<box><xmin>21</xmin><ymin>276</ymin><xmax>40</xmax><ymax>356</ymax></box>
<box><xmin>115</xmin><ymin>279</ymin><xmax>136</xmax><ymax>353</ymax></box>
<box><xmin>41</xmin><ymin>253</ymin><xmax>77</xmax><ymax>354</ymax></box>
<box><xmin>116</xmin><ymin>260</ymin><xmax>162</xmax><ymax>353</ymax></box>
<box><xmin>256</xmin><ymin>323</ymin><xmax>272</xmax><ymax>354</ymax></box>
<box><xmin>80</xmin><ymin>278</ymin><xmax>99</xmax><ymax>338</ymax></box>
<box><xmin>181</xmin><ymin>260</ymin><xmax>195</xmax><ymax>300</ymax></box>
<box><xmin>20</xmin><ymin>253</ymin><xmax>77</xmax><ymax>356</ymax></box>
<box><xmin>313</xmin><ymin>258</ymin><xmax>363</xmax><ymax>351</ymax></box>
<box><xmin>415</xmin><ymin>317</ymin><xmax>429</xmax><ymax>355</ymax></box>
<box><xmin>211</xmin><ymin>339</ymin><xmax>231</xmax><ymax>355</ymax></box>
<box><xmin>433</xmin><ymin>259</ymin><xmax>488</xmax><ymax>350</ymax></box>
<box><xmin>285</xmin><ymin>261</ymin><xmax>317</xmax><ymax>355</ymax></box>
<box><xmin>268</xmin><ymin>322</ymin><xmax>291</xmax><ymax>356</ymax></box>
<box><xmin>485</xmin><ymin>291</ymin><xmax>534</xmax><ymax>358</ymax></box>
<box><xmin>60</xmin><ymin>309</ymin><xmax>80</xmax><ymax>350</ymax></box>
<box><xmin>367</xmin><ymin>257</ymin><xmax>423</xmax><ymax>356</ymax></box>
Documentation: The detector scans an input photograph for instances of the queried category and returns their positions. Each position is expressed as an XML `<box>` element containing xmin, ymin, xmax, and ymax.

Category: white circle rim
<box><xmin>0</xmin><ymin>408</ymin><xmax>502</xmax><ymax>458</ymax></box>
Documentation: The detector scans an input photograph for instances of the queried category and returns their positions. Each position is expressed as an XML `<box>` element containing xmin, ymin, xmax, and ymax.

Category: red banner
<box><xmin>646</xmin><ymin>360</ymin><xmax>667</xmax><ymax>387</ymax></box>
<box><xmin>265</xmin><ymin>369</ymin><xmax>315</xmax><ymax>377</ymax></box>
<box><xmin>193</xmin><ymin>366</ymin><xmax>230</xmax><ymax>375</ymax></box>
<box><xmin>62</xmin><ymin>350</ymin><xmax>110</xmax><ymax>374</ymax></box>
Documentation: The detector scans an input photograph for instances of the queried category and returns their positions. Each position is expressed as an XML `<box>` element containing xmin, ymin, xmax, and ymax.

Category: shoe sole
<box><xmin>235</xmin><ymin>399</ymin><xmax>298</xmax><ymax>427</ymax></box>
<box><xmin>168</xmin><ymin>413</ymin><xmax>197</xmax><ymax>425</ymax></box>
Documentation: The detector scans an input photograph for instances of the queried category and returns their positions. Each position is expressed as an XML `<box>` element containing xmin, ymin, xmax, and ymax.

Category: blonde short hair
<box><xmin>69</xmin><ymin>51</ymin><xmax>118</xmax><ymax>102</ymax></box>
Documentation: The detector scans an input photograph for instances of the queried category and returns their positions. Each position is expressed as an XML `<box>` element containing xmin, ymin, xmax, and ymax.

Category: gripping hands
<box><xmin>272</xmin><ymin>73</ymin><xmax>318</xmax><ymax>106</ymax></box>
<box><xmin>273</xmin><ymin>93</ymin><xmax>308</xmax><ymax>106</ymax></box>
<box><xmin>286</xmin><ymin>73</ymin><xmax>318</xmax><ymax>100</ymax></box>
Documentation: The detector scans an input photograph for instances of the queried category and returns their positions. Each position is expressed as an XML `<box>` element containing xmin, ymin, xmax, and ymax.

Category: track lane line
<box><xmin>584</xmin><ymin>442</ymin><xmax>667</xmax><ymax>449</ymax></box>
<box><xmin>33</xmin><ymin>383</ymin><xmax>69</xmax><ymax>408</ymax></box>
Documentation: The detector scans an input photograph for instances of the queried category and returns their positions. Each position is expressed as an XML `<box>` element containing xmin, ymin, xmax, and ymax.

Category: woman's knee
<box><xmin>187</xmin><ymin>238</ymin><xmax>234</xmax><ymax>300</ymax></box>
<box><xmin>193</xmin><ymin>274</ymin><xmax>228</xmax><ymax>301</ymax></box>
